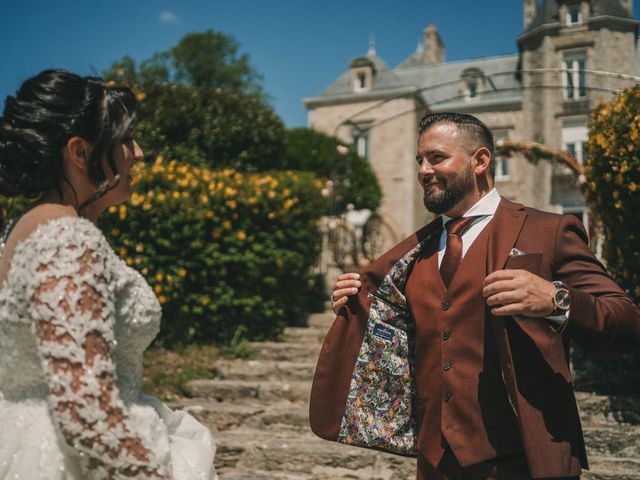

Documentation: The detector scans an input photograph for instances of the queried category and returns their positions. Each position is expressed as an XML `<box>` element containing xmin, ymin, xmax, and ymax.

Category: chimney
<box><xmin>524</xmin><ymin>0</ymin><xmax>537</xmax><ymax>29</ymax></box>
<box><xmin>421</xmin><ymin>24</ymin><xmax>445</xmax><ymax>64</ymax></box>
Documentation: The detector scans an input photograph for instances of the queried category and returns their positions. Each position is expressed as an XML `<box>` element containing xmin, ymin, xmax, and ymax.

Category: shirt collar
<box><xmin>441</xmin><ymin>188</ymin><xmax>500</xmax><ymax>225</ymax></box>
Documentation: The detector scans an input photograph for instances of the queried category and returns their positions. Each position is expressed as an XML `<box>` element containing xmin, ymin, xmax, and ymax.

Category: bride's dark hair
<box><xmin>0</xmin><ymin>69</ymin><xmax>138</xmax><ymax>200</ymax></box>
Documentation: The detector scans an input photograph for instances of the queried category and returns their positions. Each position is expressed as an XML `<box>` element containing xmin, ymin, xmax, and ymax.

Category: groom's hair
<box><xmin>418</xmin><ymin>112</ymin><xmax>495</xmax><ymax>178</ymax></box>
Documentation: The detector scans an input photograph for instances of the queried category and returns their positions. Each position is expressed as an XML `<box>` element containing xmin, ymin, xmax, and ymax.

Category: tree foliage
<box><xmin>135</xmin><ymin>83</ymin><xmax>285</xmax><ymax>170</ymax></box>
<box><xmin>283</xmin><ymin>128</ymin><xmax>382</xmax><ymax>212</ymax></box>
<box><xmin>104</xmin><ymin>29</ymin><xmax>263</xmax><ymax>96</ymax></box>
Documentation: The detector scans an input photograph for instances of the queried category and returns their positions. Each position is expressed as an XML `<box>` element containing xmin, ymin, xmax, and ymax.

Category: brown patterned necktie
<box><xmin>439</xmin><ymin>216</ymin><xmax>478</xmax><ymax>288</ymax></box>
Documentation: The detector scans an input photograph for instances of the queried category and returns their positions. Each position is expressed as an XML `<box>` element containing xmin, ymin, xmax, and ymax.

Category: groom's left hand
<box><xmin>483</xmin><ymin>269</ymin><xmax>556</xmax><ymax>318</ymax></box>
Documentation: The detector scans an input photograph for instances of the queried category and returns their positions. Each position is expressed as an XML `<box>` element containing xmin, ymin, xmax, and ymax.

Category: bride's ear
<box><xmin>63</xmin><ymin>137</ymin><xmax>91</xmax><ymax>173</ymax></box>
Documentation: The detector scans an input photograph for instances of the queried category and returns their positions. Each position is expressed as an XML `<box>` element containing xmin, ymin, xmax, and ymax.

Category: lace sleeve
<box><xmin>21</xmin><ymin>218</ymin><xmax>170</xmax><ymax>480</ymax></box>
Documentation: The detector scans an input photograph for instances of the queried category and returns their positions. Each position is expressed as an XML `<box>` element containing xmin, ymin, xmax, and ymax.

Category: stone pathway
<box><xmin>171</xmin><ymin>312</ymin><xmax>640</xmax><ymax>479</ymax></box>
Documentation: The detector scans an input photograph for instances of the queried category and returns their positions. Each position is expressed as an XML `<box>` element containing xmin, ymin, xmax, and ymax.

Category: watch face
<box><xmin>555</xmin><ymin>289</ymin><xmax>571</xmax><ymax>309</ymax></box>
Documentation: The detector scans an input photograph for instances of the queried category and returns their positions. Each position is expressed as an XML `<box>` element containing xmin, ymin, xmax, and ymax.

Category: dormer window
<box><xmin>461</xmin><ymin>68</ymin><xmax>484</xmax><ymax>101</ymax></box>
<box><xmin>355</xmin><ymin>72</ymin><xmax>367</xmax><ymax>91</ymax></box>
<box><xmin>567</xmin><ymin>5</ymin><xmax>582</xmax><ymax>25</ymax></box>
<box><xmin>466</xmin><ymin>79</ymin><xmax>478</xmax><ymax>99</ymax></box>
<box><xmin>349</xmin><ymin>56</ymin><xmax>376</xmax><ymax>93</ymax></box>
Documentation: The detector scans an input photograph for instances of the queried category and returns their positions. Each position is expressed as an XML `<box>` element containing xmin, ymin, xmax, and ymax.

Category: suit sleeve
<box><xmin>553</xmin><ymin>214</ymin><xmax>640</xmax><ymax>352</ymax></box>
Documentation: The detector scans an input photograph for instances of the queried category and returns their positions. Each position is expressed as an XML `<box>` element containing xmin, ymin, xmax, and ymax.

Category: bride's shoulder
<box><xmin>7</xmin><ymin>205</ymin><xmax>108</xmax><ymax>256</ymax></box>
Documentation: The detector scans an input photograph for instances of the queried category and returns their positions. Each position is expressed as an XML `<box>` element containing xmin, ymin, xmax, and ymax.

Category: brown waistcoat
<box><xmin>405</xmin><ymin>222</ymin><xmax>522</xmax><ymax>467</ymax></box>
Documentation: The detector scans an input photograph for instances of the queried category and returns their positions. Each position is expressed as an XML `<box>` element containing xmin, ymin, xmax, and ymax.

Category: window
<box><xmin>465</xmin><ymin>79</ymin><xmax>478</xmax><ymax>100</ymax></box>
<box><xmin>461</xmin><ymin>68</ymin><xmax>483</xmax><ymax>101</ymax></box>
<box><xmin>563</xmin><ymin>55</ymin><xmax>587</xmax><ymax>100</ymax></box>
<box><xmin>493</xmin><ymin>130</ymin><xmax>510</xmax><ymax>180</ymax></box>
<box><xmin>567</xmin><ymin>6</ymin><xmax>582</xmax><ymax>25</ymax></box>
<box><xmin>494</xmin><ymin>156</ymin><xmax>510</xmax><ymax>180</ymax></box>
<box><xmin>562</xmin><ymin>121</ymin><xmax>588</xmax><ymax>165</ymax></box>
<box><xmin>353</xmin><ymin>131</ymin><xmax>369</xmax><ymax>158</ymax></box>
<box><xmin>354</xmin><ymin>72</ymin><xmax>367</xmax><ymax>92</ymax></box>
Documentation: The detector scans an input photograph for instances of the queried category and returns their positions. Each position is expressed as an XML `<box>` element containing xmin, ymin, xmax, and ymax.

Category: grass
<box><xmin>141</xmin><ymin>330</ymin><xmax>255</xmax><ymax>401</ymax></box>
<box><xmin>142</xmin><ymin>344</ymin><xmax>220</xmax><ymax>401</ymax></box>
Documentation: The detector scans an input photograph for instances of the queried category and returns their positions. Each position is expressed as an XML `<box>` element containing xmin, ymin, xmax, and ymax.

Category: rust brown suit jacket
<box><xmin>309</xmin><ymin>198</ymin><xmax>640</xmax><ymax>478</ymax></box>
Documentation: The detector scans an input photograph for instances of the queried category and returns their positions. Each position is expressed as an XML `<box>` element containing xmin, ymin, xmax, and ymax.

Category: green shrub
<box><xmin>98</xmin><ymin>157</ymin><xmax>326</xmax><ymax>345</ymax></box>
<box><xmin>284</xmin><ymin>128</ymin><xmax>382</xmax><ymax>212</ymax></box>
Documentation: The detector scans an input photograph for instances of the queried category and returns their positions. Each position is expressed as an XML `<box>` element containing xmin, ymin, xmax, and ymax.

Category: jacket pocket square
<box><xmin>504</xmin><ymin>253</ymin><xmax>542</xmax><ymax>274</ymax></box>
<box><xmin>509</xmin><ymin>248</ymin><xmax>526</xmax><ymax>256</ymax></box>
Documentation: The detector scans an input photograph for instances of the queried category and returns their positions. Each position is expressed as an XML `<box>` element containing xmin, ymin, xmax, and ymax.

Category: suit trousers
<box><xmin>417</xmin><ymin>448</ymin><xmax>580</xmax><ymax>480</ymax></box>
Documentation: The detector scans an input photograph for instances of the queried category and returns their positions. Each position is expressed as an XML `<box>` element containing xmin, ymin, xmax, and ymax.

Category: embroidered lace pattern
<box><xmin>0</xmin><ymin>217</ymin><xmax>170</xmax><ymax>479</ymax></box>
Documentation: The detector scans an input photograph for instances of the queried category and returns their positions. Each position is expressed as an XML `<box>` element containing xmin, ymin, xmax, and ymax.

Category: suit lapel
<box><xmin>487</xmin><ymin>198</ymin><xmax>528</xmax><ymax>274</ymax></box>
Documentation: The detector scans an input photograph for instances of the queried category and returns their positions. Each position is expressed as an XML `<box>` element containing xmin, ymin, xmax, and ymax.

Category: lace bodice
<box><xmin>0</xmin><ymin>216</ymin><xmax>169</xmax><ymax>479</ymax></box>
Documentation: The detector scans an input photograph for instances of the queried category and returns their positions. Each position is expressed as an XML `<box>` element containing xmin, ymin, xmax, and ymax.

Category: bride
<box><xmin>0</xmin><ymin>69</ymin><xmax>217</xmax><ymax>479</ymax></box>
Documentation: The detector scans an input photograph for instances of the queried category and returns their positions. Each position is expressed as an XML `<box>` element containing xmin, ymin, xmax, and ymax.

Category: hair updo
<box><xmin>0</xmin><ymin>69</ymin><xmax>138</xmax><ymax>198</ymax></box>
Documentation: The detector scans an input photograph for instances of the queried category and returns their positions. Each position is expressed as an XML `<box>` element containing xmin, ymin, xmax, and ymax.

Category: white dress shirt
<box><xmin>437</xmin><ymin>188</ymin><xmax>501</xmax><ymax>267</ymax></box>
<box><xmin>436</xmin><ymin>188</ymin><xmax>566</xmax><ymax>324</ymax></box>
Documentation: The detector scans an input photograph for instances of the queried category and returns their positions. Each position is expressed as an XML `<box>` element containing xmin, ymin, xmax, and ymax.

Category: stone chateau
<box><xmin>304</xmin><ymin>0</ymin><xmax>640</xmax><ymax>240</ymax></box>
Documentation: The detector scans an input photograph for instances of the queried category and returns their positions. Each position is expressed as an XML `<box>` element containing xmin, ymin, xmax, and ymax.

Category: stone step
<box><xmin>185</xmin><ymin>379</ymin><xmax>310</xmax><ymax>404</ymax></box>
<box><xmin>577</xmin><ymin>391</ymin><xmax>640</xmax><ymax>426</ymax></box>
<box><xmin>213</xmin><ymin>359</ymin><xmax>317</xmax><ymax>382</ymax></box>
<box><xmin>583</xmin><ymin>425</ymin><xmax>640</xmax><ymax>458</ymax></box>
<box><xmin>217</xmin><ymin>469</ymin><xmax>311</xmax><ymax>480</ymax></box>
<box><xmin>585</xmin><ymin>456</ymin><xmax>640</xmax><ymax>480</ymax></box>
<box><xmin>215</xmin><ymin>428</ymin><xmax>416</xmax><ymax>479</ymax></box>
<box><xmin>170</xmin><ymin>399</ymin><xmax>310</xmax><ymax>432</ymax></box>
<box><xmin>283</xmin><ymin>326</ymin><xmax>328</xmax><ymax>344</ymax></box>
<box><xmin>307</xmin><ymin>311</ymin><xmax>335</xmax><ymax>329</ymax></box>
<box><xmin>248</xmin><ymin>341</ymin><xmax>322</xmax><ymax>362</ymax></box>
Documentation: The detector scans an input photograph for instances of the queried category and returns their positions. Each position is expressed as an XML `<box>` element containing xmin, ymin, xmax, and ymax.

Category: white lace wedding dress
<box><xmin>0</xmin><ymin>216</ymin><xmax>217</xmax><ymax>480</ymax></box>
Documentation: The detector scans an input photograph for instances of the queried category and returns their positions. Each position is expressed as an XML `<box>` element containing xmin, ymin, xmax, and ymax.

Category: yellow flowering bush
<box><xmin>98</xmin><ymin>157</ymin><xmax>326</xmax><ymax>345</ymax></box>
<box><xmin>0</xmin><ymin>196</ymin><xmax>30</xmax><ymax>233</ymax></box>
<box><xmin>574</xmin><ymin>85</ymin><xmax>640</xmax><ymax>395</ymax></box>
<box><xmin>585</xmin><ymin>85</ymin><xmax>640</xmax><ymax>304</ymax></box>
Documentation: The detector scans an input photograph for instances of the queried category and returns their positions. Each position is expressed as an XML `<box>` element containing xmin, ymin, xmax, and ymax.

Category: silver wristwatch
<box><xmin>551</xmin><ymin>281</ymin><xmax>571</xmax><ymax>316</ymax></box>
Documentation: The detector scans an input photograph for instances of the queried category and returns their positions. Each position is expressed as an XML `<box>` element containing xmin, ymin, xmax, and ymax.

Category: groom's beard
<box><xmin>422</xmin><ymin>164</ymin><xmax>475</xmax><ymax>215</ymax></box>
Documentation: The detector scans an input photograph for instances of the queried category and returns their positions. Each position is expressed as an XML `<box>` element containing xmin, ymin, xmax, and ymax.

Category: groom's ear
<box><xmin>472</xmin><ymin>147</ymin><xmax>492</xmax><ymax>177</ymax></box>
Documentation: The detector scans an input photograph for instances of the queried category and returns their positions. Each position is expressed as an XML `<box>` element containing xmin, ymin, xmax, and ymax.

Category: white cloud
<box><xmin>159</xmin><ymin>11</ymin><xmax>181</xmax><ymax>24</ymax></box>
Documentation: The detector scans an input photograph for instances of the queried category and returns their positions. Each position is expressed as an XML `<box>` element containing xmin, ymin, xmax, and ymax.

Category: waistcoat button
<box><xmin>441</xmin><ymin>302</ymin><xmax>450</xmax><ymax>311</ymax></box>
<box><xmin>442</xmin><ymin>331</ymin><xmax>451</xmax><ymax>341</ymax></box>
<box><xmin>443</xmin><ymin>393</ymin><xmax>453</xmax><ymax>402</ymax></box>
<box><xmin>443</xmin><ymin>361</ymin><xmax>452</xmax><ymax>371</ymax></box>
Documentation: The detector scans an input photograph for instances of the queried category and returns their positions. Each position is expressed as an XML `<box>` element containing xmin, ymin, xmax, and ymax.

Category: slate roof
<box><xmin>308</xmin><ymin>52</ymin><xmax>522</xmax><ymax>110</ymax></box>
<box><xmin>527</xmin><ymin>0</ymin><xmax>633</xmax><ymax>30</ymax></box>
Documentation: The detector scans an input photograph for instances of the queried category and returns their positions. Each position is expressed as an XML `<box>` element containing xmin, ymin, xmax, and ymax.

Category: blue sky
<box><xmin>1</xmin><ymin>1</ymin><xmax>639</xmax><ymax>127</ymax></box>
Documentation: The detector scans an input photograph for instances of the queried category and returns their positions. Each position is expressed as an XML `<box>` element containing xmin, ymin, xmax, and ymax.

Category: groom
<box><xmin>310</xmin><ymin>112</ymin><xmax>640</xmax><ymax>479</ymax></box>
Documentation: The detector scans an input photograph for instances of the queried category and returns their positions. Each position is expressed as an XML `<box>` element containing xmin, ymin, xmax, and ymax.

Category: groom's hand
<box><xmin>483</xmin><ymin>269</ymin><xmax>556</xmax><ymax>318</ymax></box>
<box><xmin>331</xmin><ymin>273</ymin><xmax>361</xmax><ymax>314</ymax></box>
